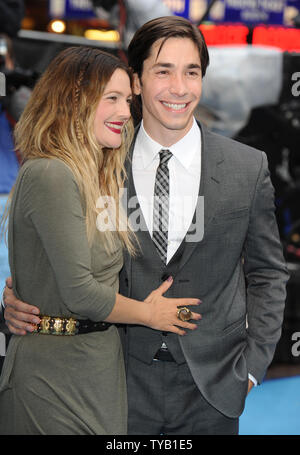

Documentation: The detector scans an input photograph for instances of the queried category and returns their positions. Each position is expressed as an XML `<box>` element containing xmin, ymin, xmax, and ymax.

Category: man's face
<box><xmin>133</xmin><ymin>37</ymin><xmax>202</xmax><ymax>145</ymax></box>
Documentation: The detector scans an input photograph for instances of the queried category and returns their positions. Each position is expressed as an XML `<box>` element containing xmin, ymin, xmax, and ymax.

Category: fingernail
<box><xmin>32</xmin><ymin>309</ymin><xmax>40</xmax><ymax>315</ymax></box>
<box><xmin>197</xmin><ymin>300</ymin><xmax>202</xmax><ymax>304</ymax></box>
<box><xmin>33</xmin><ymin>317</ymin><xmax>40</xmax><ymax>324</ymax></box>
<box><xmin>167</xmin><ymin>276</ymin><xmax>173</xmax><ymax>282</ymax></box>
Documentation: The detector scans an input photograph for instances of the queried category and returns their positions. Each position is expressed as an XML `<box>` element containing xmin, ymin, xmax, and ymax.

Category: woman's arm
<box><xmin>10</xmin><ymin>159</ymin><xmax>200</xmax><ymax>335</ymax></box>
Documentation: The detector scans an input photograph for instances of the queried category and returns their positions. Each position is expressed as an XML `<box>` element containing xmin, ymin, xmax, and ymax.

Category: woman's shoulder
<box><xmin>23</xmin><ymin>157</ymin><xmax>73</xmax><ymax>176</ymax></box>
<box><xmin>21</xmin><ymin>158</ymin><xmax>76</xmax><ymax>188</ymax></box>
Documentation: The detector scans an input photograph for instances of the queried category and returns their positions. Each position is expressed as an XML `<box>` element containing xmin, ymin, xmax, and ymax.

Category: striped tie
<box><xmin>152</xmin><ymin>149</ymin><xmax>173</xmax><ymax>263</ymax></box>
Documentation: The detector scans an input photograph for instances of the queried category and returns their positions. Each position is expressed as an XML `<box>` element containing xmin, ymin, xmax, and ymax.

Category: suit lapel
<box><xmin>177</xmin><ymin>123</ymin><xmax>224</xmax><ymax>272</ymax></box>
<box><xmin>123</xmin><ymin>125</ymin><xmax>160</xmax><ymax>290</ymax></box>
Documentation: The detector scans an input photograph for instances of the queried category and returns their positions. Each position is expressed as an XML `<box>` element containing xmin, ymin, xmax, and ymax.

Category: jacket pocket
<box><xmin>222</xmin><ymin>317</ymin><xmax>247</xmax><ymax>336</ymax></box>
<box><xmin>212</xmin><ymin>207</ymin><xmax>249</xmax><ymax>224</ymax></box>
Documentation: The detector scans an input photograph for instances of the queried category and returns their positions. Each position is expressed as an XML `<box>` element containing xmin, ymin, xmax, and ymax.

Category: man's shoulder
<box><xmin>202</xmin><ymin>125</ymin><xmax>264</xmax><ymax>169</ymax></box>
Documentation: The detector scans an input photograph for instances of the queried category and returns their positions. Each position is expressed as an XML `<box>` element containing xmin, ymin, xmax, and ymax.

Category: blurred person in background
<box><xmin>92</xmin><ymin>0</ymin><xmax>172</xmax><ymax>46</ymax></box>
<box><xmin>0</xmin><ymin>0</ymin><xmax>27</xmax><ymax>193</ymax></box>
<box><xmin>0</xmin><ymin>34</ymin><xmax>20</xmax><ymax>194</ymax></box>
<box><xmin>0</xmin><ymin>0</ymin><xmax>24</xmax><ymax>39</ymax></box>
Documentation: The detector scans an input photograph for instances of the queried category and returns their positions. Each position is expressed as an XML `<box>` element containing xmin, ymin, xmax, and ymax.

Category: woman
<box><xmin>0</xmin><ymin>47</ymin><xmax>200</xmax><ymax>435</ymax></box>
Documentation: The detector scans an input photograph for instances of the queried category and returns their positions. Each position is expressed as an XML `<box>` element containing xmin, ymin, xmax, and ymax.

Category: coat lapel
<box><xmin>177</xmin><ymin>123</ymin><xmax>224</xmax><ymax>272</ymax></box>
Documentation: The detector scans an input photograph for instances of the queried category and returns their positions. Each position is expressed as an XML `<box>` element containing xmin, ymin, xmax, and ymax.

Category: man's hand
<box><xmin>3</xmin><ymin>277</ymin><xmax>40</xmax><ymax>335</ymax></box>
<box><xmin>247</xmin><ymin>379</ymin><xmax>254</xmax><ymax>395</ymax></box>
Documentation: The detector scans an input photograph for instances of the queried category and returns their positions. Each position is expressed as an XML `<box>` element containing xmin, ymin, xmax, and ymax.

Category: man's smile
<box><xmin>160</xmin><ymin>101</ymin><xmax>190</xmax><ymax>112</ymax></box>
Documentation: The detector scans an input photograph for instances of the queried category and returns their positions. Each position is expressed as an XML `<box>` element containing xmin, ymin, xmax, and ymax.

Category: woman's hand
<box><xmin>144</xmin><ymin>277</ymin><xmax>202</xmax><ymax>335</ymax></box>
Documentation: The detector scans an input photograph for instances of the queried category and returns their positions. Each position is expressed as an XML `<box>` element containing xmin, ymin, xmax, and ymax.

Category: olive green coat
<box><xmin>0</xmin><ymin>158</ymin><xmax>126</xmax><ymax>435</ymax></box>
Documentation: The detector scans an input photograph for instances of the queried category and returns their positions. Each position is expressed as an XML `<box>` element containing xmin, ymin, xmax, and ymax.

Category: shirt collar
<box><xmin>136</xmin><ymin>117</ymin><xmax>201</xmax><ymax>170</ymax></box>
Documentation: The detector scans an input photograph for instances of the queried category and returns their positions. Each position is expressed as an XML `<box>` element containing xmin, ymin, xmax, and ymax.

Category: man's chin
<box><xmin>160</xmin><ymin>118</ymin><xmax>193</xmax><ymax>133</ymax></box>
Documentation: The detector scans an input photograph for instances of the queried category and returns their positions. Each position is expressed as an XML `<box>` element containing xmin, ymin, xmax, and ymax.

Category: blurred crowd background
<box><xmin>1</xmin><ymin>0</ymin><xmax>300</xmax><ymax>381</ymax></box>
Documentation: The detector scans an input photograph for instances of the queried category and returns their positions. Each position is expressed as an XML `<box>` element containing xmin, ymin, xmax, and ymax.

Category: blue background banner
<box><xmin>224</xmin><ymin>0</ymin><xmax>286</xmax><ymax>25</ymax></box>
<box><xmin>65</xmin><ymin>0</ymin><xmax>96</xmax><ymax>18</ymax></box>
<box><xmin>49</xmin><ymin>0</ymin><xmax>96</xmax><ymax>19</ymax></box>
<box><xmin>49</xmin><ymin>0</ymin><xmax>293</xmax><ymax>25</ymax></box>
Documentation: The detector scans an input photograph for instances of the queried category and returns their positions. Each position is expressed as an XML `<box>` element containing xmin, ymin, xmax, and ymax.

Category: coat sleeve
<box><xmin>243</xmin><ymin>151</ymin><xmax>290</xmax><ymax>384</ymax></box>
<box><xmin>21</xmin><ymin>159</ymin><xmax>117</xmax><ymax>321</ymax></box>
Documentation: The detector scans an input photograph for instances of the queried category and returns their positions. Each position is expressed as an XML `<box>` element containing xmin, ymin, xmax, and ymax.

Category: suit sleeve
<box><xmin>21</xmin><ymin>159</ymin><xmax>117</xmax><ymax>321</ymax></box>
<box><xmin>243</xmin><ymin>152</ymin><xmax>289</xmax><ymax>384</ymax></box>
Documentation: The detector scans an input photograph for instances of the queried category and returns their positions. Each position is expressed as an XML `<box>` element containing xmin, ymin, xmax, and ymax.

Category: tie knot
<box><xmin>159</xmin><ymin>149</ymin><xmax>173</xmax><ymax>166</ymax></box>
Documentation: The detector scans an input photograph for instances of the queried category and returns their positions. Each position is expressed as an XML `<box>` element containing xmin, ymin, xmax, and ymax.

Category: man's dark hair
<box><xmin>128</xmin><ymin>16</ymin><xmax>210</xmax><ymax>79</ymax></box>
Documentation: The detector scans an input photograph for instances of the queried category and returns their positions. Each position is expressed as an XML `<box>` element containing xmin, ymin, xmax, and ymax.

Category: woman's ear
<box><xmin>133</xmin><ymin>73</ymin><xmax>141</xmax><ymax>96</ymax></box>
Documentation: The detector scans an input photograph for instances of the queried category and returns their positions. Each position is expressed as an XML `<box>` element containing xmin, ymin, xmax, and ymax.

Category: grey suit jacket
<box><xmin>121</xmin><ymin>121</ymin><xmax>289</xmax><ymax>417</ymax></box>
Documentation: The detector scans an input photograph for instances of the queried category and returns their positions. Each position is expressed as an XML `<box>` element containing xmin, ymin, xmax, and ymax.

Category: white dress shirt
<box><xmin>132</xmin><ymin>117</ymin><xmax>201</xmax><ymax>264</ymax></box>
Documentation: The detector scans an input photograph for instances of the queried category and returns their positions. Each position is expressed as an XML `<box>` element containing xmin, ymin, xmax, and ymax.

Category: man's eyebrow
<box><xmin>152</xmin><ymin>62</ymin><xmax>201</xmax><ymax>70</ymax></box>
<box><xmin>186</xmin><ymin>63</ymin><xmax>202</xmax><ymax>69</ymax></box>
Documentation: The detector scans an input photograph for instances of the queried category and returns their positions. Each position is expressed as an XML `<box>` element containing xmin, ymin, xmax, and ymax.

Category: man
<box><xmin>2</xmin><ymin>16</ymin><xmax>289</xmax><ymax>435</ymax></box>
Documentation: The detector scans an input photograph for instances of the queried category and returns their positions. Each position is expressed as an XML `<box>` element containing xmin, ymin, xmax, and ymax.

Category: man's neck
<box><xmin>142</xmin><ymin>118</ymin><xmax>195</xmax><ymax>147</ymax></box>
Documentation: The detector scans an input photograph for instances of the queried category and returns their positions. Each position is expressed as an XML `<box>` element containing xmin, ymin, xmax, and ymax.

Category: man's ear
<box><xmin>133</xmin><ymin>73</ymin><xmax>141</xmax><ymax>96</ymax></box>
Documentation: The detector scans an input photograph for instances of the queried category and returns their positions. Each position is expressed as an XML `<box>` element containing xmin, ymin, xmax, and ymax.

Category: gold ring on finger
<box><xmin>177</xmin><ymin>307</ymin><xmax>192</xmax><ymax>322</ymax></box>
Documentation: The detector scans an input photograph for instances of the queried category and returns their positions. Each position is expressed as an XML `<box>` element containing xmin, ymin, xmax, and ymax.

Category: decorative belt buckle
<box><xmin>34</xmin><ymin>316</ymin><xmax>77</xmax><ymax>335</ymax></box>
<box><xmin>52</xmin><ymin>317</ymin><xmax>64</xmax><ymax>335</ymax></box>
<box><xmin>65</xmin><ymin>318</ymin><xmax>77</xmax><ymax>335</ymax></box>
<box><xmin>39</xmin><ymin>316</ymin><xmax>51</xmax><ymax>334</ymax></box>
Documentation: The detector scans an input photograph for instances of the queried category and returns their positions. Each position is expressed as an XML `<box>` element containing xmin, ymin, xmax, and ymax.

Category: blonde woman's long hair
<box><xmin>4</xmin><ymin>46</ymin><xmax>137</xmax><ymax>255</ymax></box>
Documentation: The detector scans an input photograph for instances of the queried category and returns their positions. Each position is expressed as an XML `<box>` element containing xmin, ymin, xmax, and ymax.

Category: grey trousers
<box><xmin>126</xmin><ymin>355</ymin><xmax>239</xmax><ymax>435</ymax></box>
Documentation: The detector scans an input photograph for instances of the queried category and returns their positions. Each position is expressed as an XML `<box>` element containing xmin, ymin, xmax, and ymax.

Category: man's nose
<box><xmin>169</xmin><ymin>74</ymin><xmax>187</xmax><ymax>96</ymax></box>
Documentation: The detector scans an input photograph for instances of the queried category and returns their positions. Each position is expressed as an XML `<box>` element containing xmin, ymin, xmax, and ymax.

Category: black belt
<box><xmin>153</xmin><ymin>348</ymin><xmax>175</xmax><ymax>362</ymax></box>
<box><xmin>76</xmin><ymin>319</ymin><xmax>112</xmax><ymax>335</ymax></box>
<box><xmin>33</xmin><ymin>316</ymin><xmax>112</xmax><ymax>335</ymax></box>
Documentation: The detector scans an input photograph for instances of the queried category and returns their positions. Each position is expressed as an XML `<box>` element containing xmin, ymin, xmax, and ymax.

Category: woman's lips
<box><xmin>105</xmin><ymin>122</ymin><xmax>124</xmax><ymax>134</ymax></box>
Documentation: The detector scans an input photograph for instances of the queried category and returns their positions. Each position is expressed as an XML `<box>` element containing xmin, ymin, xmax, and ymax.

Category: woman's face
<box><xmin>94</xmin><ymin>68</ymin><xmax>132</xmax><ymax>148</ymax></box>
